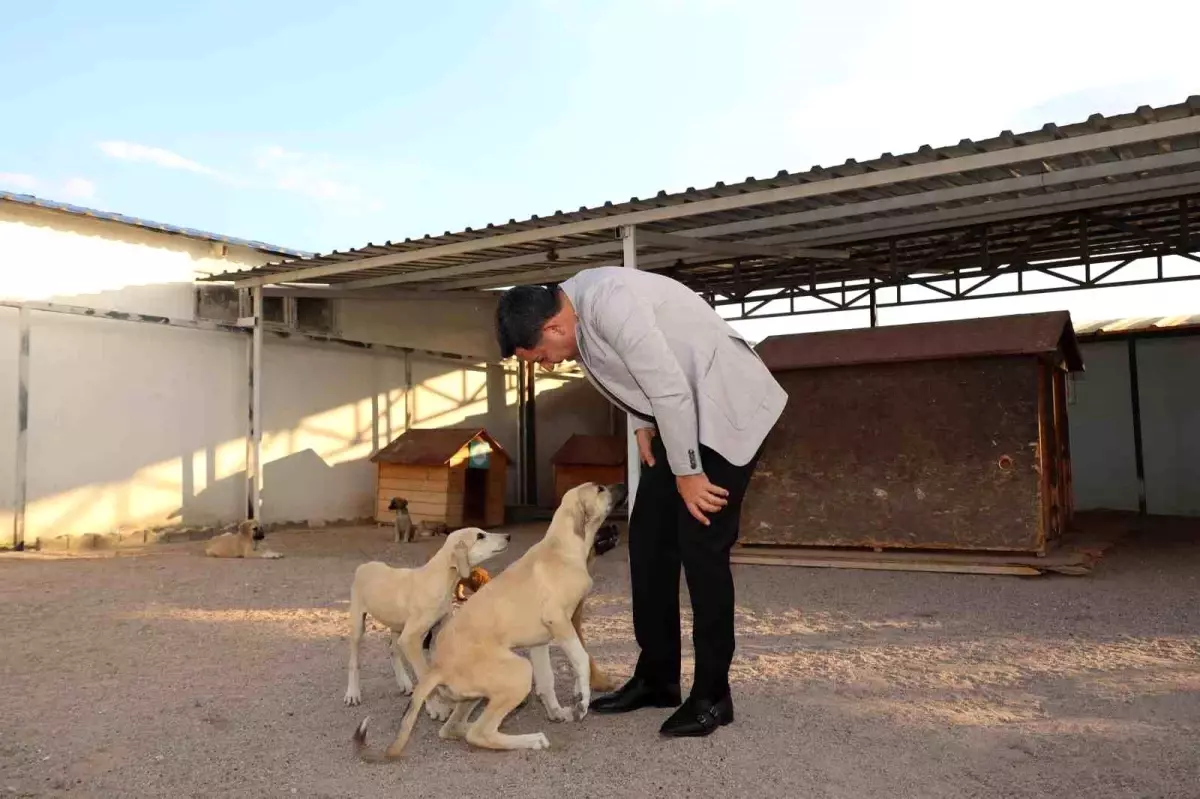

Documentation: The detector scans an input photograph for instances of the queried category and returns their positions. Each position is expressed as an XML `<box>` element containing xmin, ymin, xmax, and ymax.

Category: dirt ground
<box><xmin>2</xmin><ymin>516</ymin><xmax>1199</xmax><ymax>799</ymax></box>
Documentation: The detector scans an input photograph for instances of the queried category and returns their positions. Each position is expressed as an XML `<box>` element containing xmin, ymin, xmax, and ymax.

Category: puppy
<box><xmin>344</xmin><ymin>528</ymin><xmax>510</xmax><ymax>708</ymax></box>
<box><xmin>204</xmin><ymin>520</ymin><xmax>283</xmax><ymax>559</ymax></box>
<box><xmin>388</xmin><ymin>498</ymin><xmax>415</xmax><ymax>543</ymax></box>
<box><xmin>353</xmin><ymin>482</ymin><xmax>625</xmax><ymax>758</ymax></box>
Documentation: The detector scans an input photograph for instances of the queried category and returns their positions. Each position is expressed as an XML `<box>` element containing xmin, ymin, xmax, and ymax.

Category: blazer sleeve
<box><xmin>589</xmin><ymin>280</ymin><xmax>703</xmax><ymax>476</ymax></box>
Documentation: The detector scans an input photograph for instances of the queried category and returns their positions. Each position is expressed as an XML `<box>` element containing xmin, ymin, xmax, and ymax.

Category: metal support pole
<box><xmin>622</xmin><ymin>225</ymin><xmax>640</xmax><ymax>513</ymax></box>
<box><xmin>515</xmin><ymin>360</ymin><xmax>527</xmax><ymax>505</ymax></box>
<box><xmin>868</xmin><ymin>278</ymin><xmax>879</xmax><ymax>328</ymax></box>
<box><xmin>1127</xmin><ymin>338</ymin><xmax>1147</xmax><ymax>515</ymax></box>
<box><xmin>524</xmin><ymin>362</ymin><xmax>538</xmax><ymax>506</ymax></box>
<box><xmin>10</xmin><ymin>308</ymin><xmax>29</xmax><ymax>550</ymax></box>
<box><xmin>248</xmin><ymin>287</ymin><xmax>264</xmax><ymax>521</ymax></box>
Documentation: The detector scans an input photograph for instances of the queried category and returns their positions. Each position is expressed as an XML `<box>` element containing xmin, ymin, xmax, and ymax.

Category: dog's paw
<box><xmin>530</xmin><ymin>732</ymin><xmax>551</xmax><ymax>751</ymax></box>
<box><xmin>571</xmin><ymin>693</ymin><xmax>590</xmax><ymax>721</ymax></box>
<box><xmin>545</xmin><ymin>705</ymin><xmax>573</xmax><ymax>723</ymax></box>
<box><xmin>344</xmin><ymin>690</ymin><xmax>362</xmax><ymax>707</ymax></box>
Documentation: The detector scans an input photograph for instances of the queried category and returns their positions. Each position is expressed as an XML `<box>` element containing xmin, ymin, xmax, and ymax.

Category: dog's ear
<box><xmin>238</xmin><ymin>520</ymin><xmax>255</xmax><ymax>538</ymax></box>
<box><xmin>452</xmin><ymin>537</ymin><xmax>471</xmax><ymax>580</ymax></box>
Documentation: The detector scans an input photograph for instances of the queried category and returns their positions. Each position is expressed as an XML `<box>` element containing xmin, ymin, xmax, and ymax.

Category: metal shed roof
<box><xmin>755</xmin><ymin>311</ymin><xmax>1084</xmax><ymax>372</ymax></box>
<box><xmin>1073</xmin><ymin>313</ymin><xmax>1200</xmax><ymax>338</ymax></box>
<box><xmin>205</xmin><ymin>97</ymin><xmax>1200</xmax><ymax>296</ymax></box>
<box><xmin>0</xmin><ymin>190</ymin><xmax>311</xmax><ymax>258</ymax></box>
<box><xmin>370</xmin><ymin>427</ymin><xmax>508</xmax><ymax>466</ymax></box>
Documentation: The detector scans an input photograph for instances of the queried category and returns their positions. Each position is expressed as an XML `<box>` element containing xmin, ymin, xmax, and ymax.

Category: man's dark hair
<box><xmin>495</xmin><ymin>284</ymin><xmax>561</xmax><ymax>358</ymax></box>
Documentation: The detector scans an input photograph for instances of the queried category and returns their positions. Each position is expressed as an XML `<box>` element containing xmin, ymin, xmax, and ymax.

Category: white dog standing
<box><xmin>344</xmin><ymin>527</ymin><xmax>509</xmax><ymax>712</ymax></box>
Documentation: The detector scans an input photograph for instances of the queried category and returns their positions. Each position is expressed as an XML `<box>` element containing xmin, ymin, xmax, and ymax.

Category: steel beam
<box><xmin>233</xmin><ymin>116</ymin><xmax>1200</xmax><ymax>288</ymax></box>
<box><xmin>622</xmin><ymin>225</ymin><xmax>641</xmax><ymax>514</ymax></box>
<box><xmin>632</xmin><ymin>229</ymin><xmax>848</xmax><ymax>261</ymax></box>
<box><xmin>435</xmin><ymin>172</ymin><xmax>1200</xmax><ymax>292</ymax></box>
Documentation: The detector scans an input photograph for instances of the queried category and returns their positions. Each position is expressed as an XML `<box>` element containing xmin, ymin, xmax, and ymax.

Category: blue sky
<box><xmin>5</xmin><ymin>0</ymin><xmax>1197</xmax><ymax>256</ymax></box>
<box><xmin>3</xmin><ymin>0</ymin><xmax>1199</xmax><ymax>330</ymax></box>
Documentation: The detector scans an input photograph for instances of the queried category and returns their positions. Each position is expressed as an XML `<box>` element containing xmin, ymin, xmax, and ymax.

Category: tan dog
<box><xmin>344</xmin><ymin>528</ymin><xmax>510</xmax><ymax>709</ymax></box>
<box><xmin>353</xmin><ymin>481</ymin><xmax>626</xmax><ymax>759</ymax></box>
<box><xmin>204</xmin><ymin>520</ymin><xmax>283</xmax><ymax>559</ymax></box>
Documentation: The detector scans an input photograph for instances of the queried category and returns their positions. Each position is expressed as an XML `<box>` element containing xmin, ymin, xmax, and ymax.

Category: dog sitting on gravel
<box><xmin>204</xmin><ymin>520</ymin><xmax>283</xmax><ymax>559</ymax></box>
<box><xmin>388</xmin><ymin>498</ymin><xmax>415</xmax><ymax>543</ymax></box>
<box><xmin>353</xmin><ymin>481</ymin><xmax>625</xmax><ymax>759</ymax></box>
<box><xmin>344</xmin><ymin>527</ymin><xmax>510</xmax><ymax>708</ymax></box>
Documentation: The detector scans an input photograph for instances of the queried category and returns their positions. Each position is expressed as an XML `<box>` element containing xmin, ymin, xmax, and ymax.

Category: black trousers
<box><xmin>628</xmin><ymin>433</ymin><xmax>762</xmax><ymax>702</ymax></box>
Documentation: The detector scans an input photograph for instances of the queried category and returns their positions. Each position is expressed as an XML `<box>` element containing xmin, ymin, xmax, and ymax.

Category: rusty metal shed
<box><xmin>741</xmin><ymin>311</ymin><xmax>1084</xmax><ymax>555</ymax></box>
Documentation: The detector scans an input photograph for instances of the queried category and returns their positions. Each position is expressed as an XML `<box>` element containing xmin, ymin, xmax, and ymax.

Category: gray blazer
<box><xmin>559</xmin><ymin>266</ymin><xmax>788</xmax><ymax>476</ymax></box>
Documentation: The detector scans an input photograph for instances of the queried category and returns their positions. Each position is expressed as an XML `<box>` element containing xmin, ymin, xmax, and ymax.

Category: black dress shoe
<box><xmin>659</xmin><ymin>693</ymin><xmax>734</xmax><ymax>737</ymax></box>
<box><xmin>589</xmin><ymin>677</ymin><xmax>682</xmax><ymax>714</ymax></box>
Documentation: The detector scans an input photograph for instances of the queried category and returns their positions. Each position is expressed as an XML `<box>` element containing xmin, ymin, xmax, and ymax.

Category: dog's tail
<box><xmin>352</xmin><ymin>669</ymin><xmax>446</xmax><ymax>763</ymax></box>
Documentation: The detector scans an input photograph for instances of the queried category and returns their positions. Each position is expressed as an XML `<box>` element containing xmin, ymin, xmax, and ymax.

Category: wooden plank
<box><xmin>378</xmin><ymin>464</ymin><xmax>446</xmax><ymax>482</ymax></box>
<box><xmin>730</xmin><ymin>552</ymin><xmax>1043</xmax><ymax>576</ymax></box>
<box><xmin>378</xmin><ymin>476</ymin><xmax>451</xmax><ymax>492</ymax></box>
<box><xmin>732</xmin><ymin>543</ymin><xmax>1089</xmax><ymax>568</ymax></box>
<box><xmin>375</xmin><ymin>488</ymin><xmax>458</xmax><ymax>506</ymax></box>
<box><xmin>377</xmin><ymin>499</ymin><xmax>454</xmax><ymax>518</ymax></box>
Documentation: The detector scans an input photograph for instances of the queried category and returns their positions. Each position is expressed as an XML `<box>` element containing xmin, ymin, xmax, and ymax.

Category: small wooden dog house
<box><xmin>550</xmin><ymin>434</ymin><xmax>627</xmax><ymax>503</ymax></box>
<box><xmin>371</xmin><ymin>427</ymin><xmax>509</xmax><ymax>529</ymax></box>
<box><xmin>742</xmin><ymin>311</ymin><xmax>1084</xmax><ymax>555</ymax></box>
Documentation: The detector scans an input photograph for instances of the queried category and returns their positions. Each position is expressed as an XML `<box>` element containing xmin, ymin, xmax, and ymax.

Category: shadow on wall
<box><xmin>0</xmin><ymin>312</ymin><xmax>609</xmax><ymax>540</ymax></box>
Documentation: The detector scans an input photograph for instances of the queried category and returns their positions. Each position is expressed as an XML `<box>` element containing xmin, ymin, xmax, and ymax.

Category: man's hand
<box><xmin>675</xmin><ymin>473</ymin><xmax>729</xmax><ymax>526</ymax></box>
<box><xmin>634</xmin><ymin>427</ymin><xmax>656</xmax><ymax>467</ymax></box>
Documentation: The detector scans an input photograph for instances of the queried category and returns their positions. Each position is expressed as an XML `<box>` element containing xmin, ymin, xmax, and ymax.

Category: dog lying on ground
<box><xmin>204</xmin><ymin>520</ymin><xmax>283</xmax><ymax>559</ymax></box>
<box><xmin>353</xmin><ymin>481</ymin><xmax>625</xmax><ymax>758</ymax></box>
<box><xmin>388</xmin><ymin>498</ymin><xmax>415</xmax><ymax>543</ymax></box>
<box><xmin>344</xmin><ymin>527</ymin><xmax>510</xmax><ymax>708</ymax></box>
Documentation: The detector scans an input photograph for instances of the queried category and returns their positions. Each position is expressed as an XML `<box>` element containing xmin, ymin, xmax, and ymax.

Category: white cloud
<box><xmin>97</xmin><ymin>140</ymin><xmax>217</xmax><ymax>176</ymax></box>
<box><xmin>61</xmin><ymin>177</ymin><xmax>97</xmax><ymax>201</ymax></box>
<box><xmin>257</xmin><ymin>145</ymin><xmax>383</xmax><ymax>213</ymax></box>
<box><xmin>0</xmin><ymin>172</ymin><xmax>39</xmax><ymax>192</ymax></box>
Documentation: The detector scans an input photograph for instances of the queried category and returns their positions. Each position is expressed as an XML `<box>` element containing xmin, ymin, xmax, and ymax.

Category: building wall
<box><xmin>0</xmin><ymin>202</ymin><xmax>606</xmax><ymax>545</ymax></box>
<box><xmin>1068</xmin><ymin>335</ymin><xmax>1200</xmax><ymax>516</ymax></box>
<box><xmin>1067</xmin><ymin>341</ymin><xmax>1140</xmax><ymax>512</ymax></box>
<box><xmin>1136</xmin><ymin>336</ymin><xmax>1200</xmax><ymax>516</ymax></box>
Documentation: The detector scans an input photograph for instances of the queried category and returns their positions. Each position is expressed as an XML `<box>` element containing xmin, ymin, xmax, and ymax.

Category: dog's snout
<box><xmin>607</xmin><ymin>483</ymin><xmax>628</xmax><ymax>505</ymax></box>
<box><xmin>502</xmin><ymin>534</ymin><xmax>511</xmax><ymax>542</ymax></box>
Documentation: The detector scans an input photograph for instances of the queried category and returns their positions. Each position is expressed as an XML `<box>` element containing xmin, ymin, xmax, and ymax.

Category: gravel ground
<box><xmin>2</xmin><ymin>515</ymin><xmax>1199</xmax><ymax>799</ymax></box>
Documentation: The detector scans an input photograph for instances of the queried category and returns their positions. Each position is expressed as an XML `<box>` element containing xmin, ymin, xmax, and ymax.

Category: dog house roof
<box><xmin>755</xmin><ymin>311</ymin><xmax>1084</xmax><ymax>373</ymax></box>
<box><xmin>550</xmin><ymin>434</ymin><xmax>628</xmax><ymax>467</ymax></box>
<box><xmin>370</xmin><ymin>427</ymin><xmax>508</xmax><ymax>466</ymax></box>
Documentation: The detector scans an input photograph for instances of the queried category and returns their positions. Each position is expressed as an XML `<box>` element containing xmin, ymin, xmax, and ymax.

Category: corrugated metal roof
<box><xmin>370</xmin><ymin>427</ymin><xmax>508</xmax><ymax>466</ymax></box>
<box><xmin>1073</xmin><ymin>313</ymin><xmax>1200</xmax><ymax>337</ymax></box>
<box><xmin>0</xmin><ymin>190</ymin><xmax>311</xmax><ymax>258</ymax></box>
<box><xmin>202</xmin><ymin>96</ymin><xmax>1200</xmax><ymax>294</ymax></box>
<box><xmin>756</xmin><ymin>311</ymin><xmax>1084</xmax><ymax>372</ymax></box>
<box><xmin>550</xmin><ymin>434</ymin><xmax>627</xmax><ymax>467</ymax></box>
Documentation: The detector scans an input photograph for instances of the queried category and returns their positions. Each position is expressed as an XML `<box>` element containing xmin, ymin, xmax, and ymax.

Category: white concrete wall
<box><xmin>0</xmin><ymin>202</ymin><xmax>606</xmax><ymax>545</ymax></box>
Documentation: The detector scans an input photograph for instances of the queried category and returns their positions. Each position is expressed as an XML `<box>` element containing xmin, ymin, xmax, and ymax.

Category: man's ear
<box><xmin>452</xmin><ymin>538</ymin><xmax>471</xmax><ymax>580</ymax></box>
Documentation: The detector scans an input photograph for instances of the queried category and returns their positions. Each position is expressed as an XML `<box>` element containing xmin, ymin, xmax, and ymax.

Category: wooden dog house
<box><xmin>371</xmin><ymin>427</ymin><xmax>509</xmax><ymax>529</ymax></box>
<box><xmin>550</xmin><ymin>434</ymin><xmax>627</xmax><ymax>503</ymax></box>
<box><xmin>742</xmin><ymin>311</ymin><xmax>1084</xmax><ymax>555</ymax></box>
